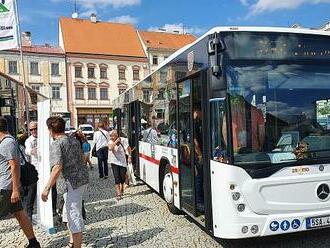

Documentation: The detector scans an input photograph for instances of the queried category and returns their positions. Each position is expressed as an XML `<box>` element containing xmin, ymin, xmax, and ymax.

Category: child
<box><xmin>82</xmin><ymin>138</ymin><xmax>93</xmax><ymax>169</ymax></box>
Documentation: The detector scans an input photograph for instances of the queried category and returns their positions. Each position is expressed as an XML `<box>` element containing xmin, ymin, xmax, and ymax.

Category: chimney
<box><xmin>21</xmin><ymin>32</ymin><xmax>32</xmax><ymax>47</ymax></box>
<box><xmin>90</xmin><ymin>13</ymin><xmax>97</xmax><ymax>23</ymax></box>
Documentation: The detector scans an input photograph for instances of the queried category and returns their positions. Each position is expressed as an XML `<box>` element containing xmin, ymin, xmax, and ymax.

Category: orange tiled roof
<box><xmin>139</xmin><ymin>31</ymin><xmax>196</xmax><ymax>51</ymax></box>
<box><xmin>59</xmin><ymin>17</ymin><xmax>146</xmax><ymax>58</ymax></box>
<box><xmin>9</xmin><ymin>45</ymin><xmax>64</xmax><ymax>55</ymax></box>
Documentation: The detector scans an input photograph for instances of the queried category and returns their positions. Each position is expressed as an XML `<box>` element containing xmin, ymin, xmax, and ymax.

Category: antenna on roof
<box><xmin>72</xmin><ymin>0</ymin><xmax>78</xmax><ymax>19</ymax></box>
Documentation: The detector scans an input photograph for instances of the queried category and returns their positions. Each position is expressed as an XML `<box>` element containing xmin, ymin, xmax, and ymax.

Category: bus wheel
<box><xmin>163</xmin><ymin>165</ymin><xmax>181</xmax><ymax>214</ymax></box>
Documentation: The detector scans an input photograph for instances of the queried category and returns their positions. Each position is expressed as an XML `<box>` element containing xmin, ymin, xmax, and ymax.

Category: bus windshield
<box><xmin>227</xmin><ymin>63</ymin><xmax>330</xmax><ymax>170</ymax></box>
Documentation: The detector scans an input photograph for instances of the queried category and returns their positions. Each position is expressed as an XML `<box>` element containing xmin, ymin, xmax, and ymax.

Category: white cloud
<box><xmin>240</xmin><ymin>0</ymin><xmax>249</xmax><ymax>6</ymax></box>
<box><xmin>79</xmin><ymin>10</ymin><xmax>97</xmax><ymax>18</ymax></box>
<box><xmin>109</xmin><ymin>15</ymin><xmax>138</xmax><ymax>24</ymax></box>
<box><xmin>249</xmin><ymin>0</ymin><xmax>330</xmax><ymax>15</ymax></box>
<box><xmin>148</xmin><ymin>23</ymin><xmax>206</xmax><ymax>36</ymax></box>
<box><xmin>50</xmin><ymin>0</ymin><xmax>141</xmax><ymax>9</ymax></box>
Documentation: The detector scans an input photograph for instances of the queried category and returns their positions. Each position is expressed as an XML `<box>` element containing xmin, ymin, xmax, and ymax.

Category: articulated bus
<box><xmin>113</xmin><ymin>26</ymin><xmax>330</xmax><ymax>239</ymax></box>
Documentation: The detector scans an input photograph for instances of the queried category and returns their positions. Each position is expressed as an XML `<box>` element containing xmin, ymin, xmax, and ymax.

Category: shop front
<box><xmin>77</xmin><ymin>108</ymin><xmax>112</xmax><ymax>128</ymax></box>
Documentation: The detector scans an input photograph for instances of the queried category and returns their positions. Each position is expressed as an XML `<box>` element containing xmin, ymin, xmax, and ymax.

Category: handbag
<box><xmin>18</xmin><ymin>146</ymin><xmax>39</xmax><ymax>187</ymax></box>
<box><xmin>91</xmin><ymin>144</ymin><xmax>97</xmax><ymax>157</ymax></box>
<box><xmin>92</xmin><ymin>130</ymin><xmax>108</xmax><ymax>157</ymax></box>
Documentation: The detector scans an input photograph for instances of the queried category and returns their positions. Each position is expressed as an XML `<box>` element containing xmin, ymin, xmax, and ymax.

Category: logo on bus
<box><xmin>316</xmin><ymin>183</ymin><xmax>330</xmax><ymax>201</ymax></box>
<box><xmin>292</xmin><ymin>166</ymin><xmax>309</xmax><ymax>175</ymax></box>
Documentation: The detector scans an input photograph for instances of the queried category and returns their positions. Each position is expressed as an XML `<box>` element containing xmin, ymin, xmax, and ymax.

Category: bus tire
<box><xmin>162</xmin><ymin>164</ymin><xmax>181</xmax><ymax>215</ymax></box>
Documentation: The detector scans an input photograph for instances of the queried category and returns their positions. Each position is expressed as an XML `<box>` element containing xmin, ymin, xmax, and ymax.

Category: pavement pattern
<box><xmin>2</xmin><ymin>166</ymin><xmax>330</xmax><ymax>248</ymax></box>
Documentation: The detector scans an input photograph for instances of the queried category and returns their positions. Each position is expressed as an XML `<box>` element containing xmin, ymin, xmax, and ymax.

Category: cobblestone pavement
<box><xmin>2</xmin><ymin>165</ymin><xmax>330</xmax><ymax>248</ymax></box>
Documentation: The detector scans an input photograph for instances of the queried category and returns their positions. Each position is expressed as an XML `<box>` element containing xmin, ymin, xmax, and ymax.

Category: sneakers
<box><xmin>26</xmin><ymin>241</ymin><xmax>41</xmax><ymax>248</ymax></box>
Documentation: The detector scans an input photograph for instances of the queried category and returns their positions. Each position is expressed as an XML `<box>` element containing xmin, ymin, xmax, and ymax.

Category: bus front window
<box><xmin>227</xmin><ymin>63</ymin><xmax>330</xmax><ymax>170</ymax></box>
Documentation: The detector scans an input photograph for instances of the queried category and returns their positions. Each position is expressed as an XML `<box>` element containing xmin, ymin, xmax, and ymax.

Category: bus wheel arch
<box><xmin>159</xmin><ymin>158</ymin><xmax>181</xmax><ymax>214</ymax></box>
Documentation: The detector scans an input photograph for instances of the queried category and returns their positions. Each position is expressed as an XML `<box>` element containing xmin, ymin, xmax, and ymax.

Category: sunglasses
<box><xmin>30</xmin><ymin>128</ymin><xmax>37</xmax><ymax>131</ymax></box>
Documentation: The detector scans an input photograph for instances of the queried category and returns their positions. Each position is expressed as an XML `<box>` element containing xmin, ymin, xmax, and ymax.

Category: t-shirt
<box><xmin>82</xmin><ymin>142</ymin><xmax>91</xmax><ymax>153</ymax></box>
<box><xmin>0</xmin><ymin>136</ymin><xmax>19</xmax><ymax>190</ymax></box>
<box><xmin>50</xmin><ymin>135</ymin><xmax>89</xmax><ymax>190</ymax></box>
<box><xmin>108</xmin><ymin>139</ymin><xmax>128</xmax><ymax>167</ymax></box>
<box><xmin>93</xmin><ymin>129</ymin><xmax>110</xmax><ymax>151</ymax></box>
<box><xmin>143</xmin><ymin>128</ymin><xmax>159</xmax><ymax>144</ymax></box>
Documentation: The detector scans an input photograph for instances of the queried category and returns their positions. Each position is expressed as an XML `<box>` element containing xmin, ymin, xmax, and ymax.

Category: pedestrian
<box><xmin>108</xmin><ymin>130</ymin><xmax>131</xmax><ymax>201</ymax></box>
<box><xmin>82</xmin><ymin>137</ymin><xmax>93</xmax><ymax>169</ymax></box>
<box><xmin>41</xmin><ymin>116</ymin><xmax>89</xmax><ymax>248</ymax></box>
<box><xmin>93</xmin><ymin>122</ymin><xmax>110</xmax><ymax>179</ymax></box>
<box><xmin>0</xmin><ymin>117</ymin><xmax>41</xmax><ymax>248</ymax></box>
<box><xmin>143</xmin><ymin>122</ymin><xmax>159</xmax><ymax>144</ymax></box>
<box><xmin>23</xmin><ymin>122</ymin><xmax>39</xmax><ymax>220</ymax></box>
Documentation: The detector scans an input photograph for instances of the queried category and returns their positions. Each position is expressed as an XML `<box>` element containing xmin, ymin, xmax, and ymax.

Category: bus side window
<box><xmin>210</xmin><ymin>99</ymin><xmax>228</xmax><ymax>163</ymax></box>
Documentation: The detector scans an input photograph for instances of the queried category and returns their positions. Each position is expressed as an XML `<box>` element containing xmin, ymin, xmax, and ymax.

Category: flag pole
<box><xmin>13</xmin><ymin>0</ymin><xmax>30</xmax><ymax>131</ymax></box>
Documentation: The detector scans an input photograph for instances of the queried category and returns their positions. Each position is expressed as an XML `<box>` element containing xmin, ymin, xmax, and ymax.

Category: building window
<box><xmin>164</xmin><ymin>56</ymin><xmax>168</xmax><ymax>60</ymax></box>
<box><xmin>88</xmin><ymin>67</ymin><xmax>95</xmax><ymax>78</ymax></box>
<box><xmin>5</xmin><ymin>79</ymin><xmax>11</xmax><ymax>89</ymax></box>
<box><xmin>30</xmin><ymin>62</ymin><xmax>39</xmax><ymax>75</ymax></box>
<box><xmin>31</xmin><ymin>84</ymin><xmax>41</xmax><ymax>93</ymax></box>
<box><xmin>51</xmin><ymin>86</ymin><xmax>61</xmax><ymax>99</ymax></box>
<box><xmin>88</xmin><ymin>87</ymin><xmax>96</xmax><ymax>100</ymax></box>
<box><xmin>158</xmin><ymin>89</ymin><xmax>165</xmax><ymax>100</ymax></box>
<box><xmin>51</xmin><ymin>63</ymin><xmax>60</xmax><ymax>76</ymax></box>
<box><xmin>75</xmin><ymin>87</ymin><xmax>84</xmax><ymax>99</ymax></box>
<box><xmin>160</xmin><ymin>71</ymin><xmax>167</xmax><ymax>83</ymax></box>
<box><xmin>156</xmin><ymin>109</ymin><xmax>165</xmax><ymax>119</ymax></box>
<box><xmin>8</xmin><ymin>61</ymin><xmax>17</xmax><ymax>74</ymax></box>
<box><xmin>118</xmin><ymin>68</ymin><xmax>126</xmax><ymax>80</ymax></box>
<box><xmin>100</xmin><ymin>68</ymin><xmax>107</xmax><ymax>79</ymax></box>
<box><xmin>75</xmin><ymin>66</ymin><xmax>82</xmax><ymax>78</ymax></box>
<box><xmin>119</xmin><ymin>88</ymin><xmax>126</xmax><ymax>95</ymax></box>
<box><xmin>143</xmin><ymin>90</ymin><xmax>151</xmax><ymax>102</ymax></box>
<box><xmin>152</xmin><ymin>56</ymin><xmax>158</xmax><ymax>65</ymax></box>
<box><xmin>100</xmin><ymin>88</ymin><xmax>108</xmax><ymax>100</ymax></box>
<box><xmin>133</xmin><ymin>69</ymin><xmax>140</xmax><ymax>81</ymax></box>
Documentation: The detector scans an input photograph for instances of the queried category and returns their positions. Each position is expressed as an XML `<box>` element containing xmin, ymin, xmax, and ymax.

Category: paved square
<box><xmin>1</xmin><ymin>167</ymin><xmax>330</xmax><ymax>248</ymax></box>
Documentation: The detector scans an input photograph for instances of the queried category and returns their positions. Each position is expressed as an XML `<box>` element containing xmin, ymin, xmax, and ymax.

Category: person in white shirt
<box><xmin>25</xmin><ymin>122</ymin><xmax>38</xmax><ymax>168</ymax></box>
<box><xmin>143</xmin><ymin>122</ymin><xmax>159</xmax><ymax>144</ymax></box>
<box><xmin>93</xmin><ymin>122</ymin><xmax>110</xmax><ymax>179</ymax></box>
<box><xmin>24</xmin><ymin>122</ymin><xmax>38</xmax><ymax>220</ymax></box>
<box><xmin>108</xmin><ymin>130</ymin><xmax>131</xmax><ymax>201</ymax></box>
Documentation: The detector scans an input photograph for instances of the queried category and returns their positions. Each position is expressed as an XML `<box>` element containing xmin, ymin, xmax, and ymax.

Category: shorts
<box><xmin>62</xmin><ymin>181</ymin><xmax>87</xmax><ymax>234</ymax></box>
<box><xmin>111</xmin><ymin>163</ymin><xmax>127</xmax><ymax>184</ymax></box>
<box><xmin>0</xmin><ymin>189</ymin><xmax>23</xmax><ymax>218</ymax></box>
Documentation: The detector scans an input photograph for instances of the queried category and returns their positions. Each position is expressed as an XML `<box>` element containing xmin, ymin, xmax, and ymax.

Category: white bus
<box><xmin>113</xmin><ymin>26</ymin><xmax>330</xmax><ymax>239</ymax></box>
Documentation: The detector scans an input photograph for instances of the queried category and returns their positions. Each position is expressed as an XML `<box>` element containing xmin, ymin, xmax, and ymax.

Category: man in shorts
<box><xmin>41</xmin><ymin>116</ymin><xmax>89</xmax><ymax>248</ymax></box>
<box><xmin>0</xmin><ymin>117</ymin><xmax>41</xmax><ymax>248</ymax></box>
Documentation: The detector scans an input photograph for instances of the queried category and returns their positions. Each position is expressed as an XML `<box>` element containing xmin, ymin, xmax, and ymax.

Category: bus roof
<box><xmin>119</xmin><ymin>26</ymin><xmax>330</xmax><ymax>96</ymax></box>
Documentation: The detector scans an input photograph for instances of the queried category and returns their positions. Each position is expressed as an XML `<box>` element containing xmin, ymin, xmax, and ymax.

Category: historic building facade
<box><xmin>0</xmin><ymin>32</ymin><xmax>68</xmax><ymax>117</ymax></box>
<box><xmin>138</xmin><ymin>30</ymin><xmax>196</xmax><ymax>73</ymax></box>
<box><xmin>59</xmin><ymin>17</ymin><xmax>148</xmax><ymax>127</ymax></box>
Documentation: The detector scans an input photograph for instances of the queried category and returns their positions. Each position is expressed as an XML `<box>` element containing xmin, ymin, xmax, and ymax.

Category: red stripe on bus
<box><xmin>139</xmin><ymin>153</ymin><xmax>179</xmax><ymax>175</ymax></box>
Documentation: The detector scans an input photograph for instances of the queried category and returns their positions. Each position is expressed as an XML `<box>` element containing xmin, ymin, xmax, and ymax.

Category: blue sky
<box><xmin>18</xmin><ymin>0</ymin><xmax>330</xmax><ymax>46</ymax></box>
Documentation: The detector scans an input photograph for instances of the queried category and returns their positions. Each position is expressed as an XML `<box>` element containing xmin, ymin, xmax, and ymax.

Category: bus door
<box><xmin>128</xmin><ymin>101</ymin><xmax>141</xmax><ymax>176</ymax></box>
<box><xmin>178</xmin><ymin>74</ymin><xmax>206</xmax><ymax>224</ymax></box>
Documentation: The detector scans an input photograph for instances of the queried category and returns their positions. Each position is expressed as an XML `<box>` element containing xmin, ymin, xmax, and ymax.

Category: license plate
<box><xmin>306</xmin><ymin>216</ymin><xmax>330</xmax><ymax>229</ymax></box>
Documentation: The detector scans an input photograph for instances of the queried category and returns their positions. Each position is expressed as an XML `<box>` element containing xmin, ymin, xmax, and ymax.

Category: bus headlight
<box><xmin>237</xmin><ymin>204</ymin><xmax>245</xmax><ymax>212</ymax></box>
<box><xmin>232</xmin><ymin>192</ymin><xmax>241</xmax><ymax>201</ymax></box>
<box><xmin>251</xmin><ymin>225</ymin><xmax>259</xmax><ymax>234</ymax></box>
<box><xmin>241</xmin><ymin>226</ymin><xmax>248</xmax><ymax>234</ymax></box>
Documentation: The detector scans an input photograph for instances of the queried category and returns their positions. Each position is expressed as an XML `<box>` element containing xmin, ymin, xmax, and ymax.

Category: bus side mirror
<box><xmin>208</xmin><ymin>33</ymin><xmax>225</xmax><ymax>77</ymax></box>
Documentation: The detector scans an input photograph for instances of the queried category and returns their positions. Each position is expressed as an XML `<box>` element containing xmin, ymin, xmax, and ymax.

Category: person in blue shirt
<box><xmin>82</xmin><ymin>138</ymin><xmax>93</xmax><ymax>169</ymax></box>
